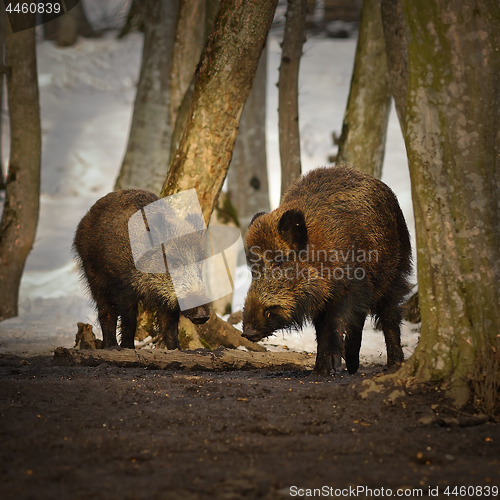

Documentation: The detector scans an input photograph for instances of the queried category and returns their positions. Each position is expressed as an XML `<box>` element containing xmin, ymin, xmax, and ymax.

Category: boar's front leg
<box><xmin>158</xmin><ymin>308</ymin><xmax>180</xmax><ymax>350</ymax></box>
<box><xmin>313</xmin><ymin>307</ymin><xmax>343</xmax><ymax>376</ymax></box>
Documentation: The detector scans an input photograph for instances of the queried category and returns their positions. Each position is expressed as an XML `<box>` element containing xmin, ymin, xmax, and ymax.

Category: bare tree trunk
<box><xmin>0</xmin><ymin>3</ymin><xmax>6</xmax><ymax>191</ymax></box>
<box><xmin>168</xmin><ymin>0</ymin><xmax>221</xmax><ymax>165</ymax></box>
<box><xmin>0</xmin><ymin>19</ymin><xmax>41</xmax><ymax>321</ymax></box>
<box><xmin>278</xmin><ymin>0</ymin><xmax>308</xmax><ymax>199</ymax></box>
<box><xmin>380</xmin><ymin>0</ymin><xmax>407</xmax><ymax>125</ymax></box>
<box><xmin>169</xmin><ymin>0</ymin><xmax>206</xmax><ymax>128</ymax></box>
<box><xmin>44</xmin><ymin>1</ymin><xmax>100</xmax><ymax>46</ymax></box>
<box><xmin>336</xmin><ymin>0</ymin><xmax>391</xmax><ymax>179</ymax></box>
<box><xmin>161</xmin><ymin>0</ymin><xmax>278</xmax><ymax>224</ymax></box>
<box><xmin>385</xmin><ymin>0</ymin><xmax>500</xmax><ymax>410</ymax></box>
<box><xmin>118</xmin><ymin>0</ymin><xmax>145</xmax><ymax>38</ymax></box>
<box><xmin>114</xmin><ymin>0</ymin><xmax>179</xmax><ymax>193</ymax></box>
<box><xmin>228</xmin><ymin>46</ymin><xmax>270</xmax><ymax>233</ymax></box>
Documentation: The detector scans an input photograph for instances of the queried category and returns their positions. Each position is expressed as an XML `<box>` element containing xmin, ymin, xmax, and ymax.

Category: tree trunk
<box><xmin>336</xmin><ymin>0</ymin><xmax>391</xmax><ymax>179</ymax></box>
<box><xmin>388</xmin><ymin>0</ymin><xmax>500</xmax><ymax>409</ymax></box>
<box><xmin>44</xmin><ymin>1</ymin><xmax>100</xmax><ymax>46</ymax></box>
<box><xmin>278</xmin><ymin>0</ymin><xmax>308</xmax><ymax>199</ymax></box>
<box><xmin>0</xmin><ymin>3</ymin><xmax>6</xmax><ymax>191</ymax></box>
<box><xmin>0</xmin><ymin>19</ymin><xmax>41</xmax><ymax>321</ymax></box>
<box><xmin>118</xmin><ymin>0</ymin><xmax>145</xmax><ymax>38</ymax></box>
<box><xmin>168</xmin><ymin>0</ymin><xmax>221</xmax><ymax>165</ymax></box>
<box><xmin>380</xmin><ymin>0</ymin><xmax>408</xmax><ymax>126</ymax></box>
<box><xmin>227</xmin><ymin>45</ymin><xmax>270</xmax><ymax>234</ymax></box>
<box><xmin>169</xmin><ymin>0</ymin><xmax>206</xmax><ymax>128</ymax></box>
<box><xmin>114</xmin><ymin>0</ymin><xmax>179</xmax><ymax>194</ymax></box>
<box><xmin>160</xmin><ymin>0</ymin><xmax>278</xmax><ymax>224</ymax></box>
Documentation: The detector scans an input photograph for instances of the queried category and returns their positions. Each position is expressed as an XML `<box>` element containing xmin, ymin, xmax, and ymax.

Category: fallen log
<box><xmin>53</xmin><ymin>347</ymin><xmax>315</xmax><ymax>372</ymax></box>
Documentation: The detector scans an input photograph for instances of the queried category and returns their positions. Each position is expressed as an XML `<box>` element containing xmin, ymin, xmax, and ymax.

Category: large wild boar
<box><xmin>242</xmin><ymin>166</ymin><xmax>412</xmax><ymax>375</ymax></box>
<box><xmin>73</xmin><ymin>189</ymin><xmax>211</xmax><ymax>349</ymax></box>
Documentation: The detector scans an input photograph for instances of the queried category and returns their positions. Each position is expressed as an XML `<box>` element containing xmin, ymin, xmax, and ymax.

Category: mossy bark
<box><xmin>160</xmin><ymin>0</ymin><xmax>278</xmax><ymax>223</ymax></box>
<box><xmin>336</xmin><ymin>0</ymin><xmax>391</xmax><ymax>179</ymax></box>
<box><xmin>388</xmin><ymin>0</ymin><xmax>500</xmax><ymax>407</ymax></box>
<box><xmin>0</xmin><ymin>19</ymin><xmax>41</xmax><ymax>320</ymax></box>
<box><xmin>114</xmin><ymin>0</ymin><xmax>179</xmax><ymax>193</ymax></box>
<box><xmin>278</xmin><ymin>0</ymin><xmax>308</xmax><ymax>199</ymax></box>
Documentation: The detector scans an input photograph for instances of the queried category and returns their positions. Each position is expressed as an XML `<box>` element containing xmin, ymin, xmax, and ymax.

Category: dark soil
<box><xmin>0</xmin><ymin>354</ymin><xmax>498</xmax><ymax>500</ymax></box>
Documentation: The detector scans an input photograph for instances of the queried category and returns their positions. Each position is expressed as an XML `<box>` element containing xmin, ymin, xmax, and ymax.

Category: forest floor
<box><xmin>0</xmin><ymin>353</ymin><xmax>498</xmax><ymax>500</ymax></box>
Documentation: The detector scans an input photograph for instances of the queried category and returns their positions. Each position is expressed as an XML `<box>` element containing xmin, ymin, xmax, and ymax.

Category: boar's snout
<box><xmin>242</xmin><ymin>329</ymin><xmax>265</xmax><ymax>343</ymax></box>
<box><xmin>183</xmin><ymin>305</ymin><xmax>211</xmax><ymax>324</ymax></box>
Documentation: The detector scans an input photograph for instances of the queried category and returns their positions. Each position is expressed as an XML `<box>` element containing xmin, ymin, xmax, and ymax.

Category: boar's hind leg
<box><xmin>313</xmin><ymin>308</ymin><xmax>343</xmax><ymax>376</ymax></box>
<box><xmin>158</xmin><ymin>309</ymin><xmax>181</xmax><ymax>350</ymax></box>
<box><xmin>97</xmin><ymin>301</ymin><xmax>118</xmax><ymax>348</ymax></box>
<box><xmin>344</xmin><ymin>316</ymin><xmax>365</xmax><ymax>374</ymax></box>
<box><xmin>330</xmin><ymin>286</ymin><xmax>371</xmax><ymax>375</ymax></box>
<box><xmin>374</xmin><ymin>297</ymin><xmax>404</xmax><ymax>367</ymax></box>
<box><xmin>118</xmin><ymin>301</ymin><xmax>138</xmax><ymax>349</ymax></box>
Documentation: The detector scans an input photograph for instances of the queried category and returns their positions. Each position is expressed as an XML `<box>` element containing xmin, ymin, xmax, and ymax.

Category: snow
<box><xmin>0</xmin><ymin>28</ymin><xmax>419</xmax><ymax>363</ymax></box>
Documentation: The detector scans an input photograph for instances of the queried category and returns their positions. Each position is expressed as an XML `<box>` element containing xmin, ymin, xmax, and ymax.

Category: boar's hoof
<box><xmin>386</xmin><ymin>347</ymin><xmax>404</xmax><ymax>367</ymax></box>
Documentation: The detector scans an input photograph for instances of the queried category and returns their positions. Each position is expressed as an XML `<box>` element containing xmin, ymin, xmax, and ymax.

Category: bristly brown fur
<box><xmin>242</xmin><ymin>165</ymin><xmax>412</xmax><ymax>376</ymax></box>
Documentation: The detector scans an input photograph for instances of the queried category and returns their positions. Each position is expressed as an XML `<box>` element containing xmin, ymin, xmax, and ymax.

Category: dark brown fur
<box><xmin>242</xmin><ymin>166</ymin><xmax>412</xmax><ymax>375</ymax></box>
<box><xmin>73</xmin><ymin>189</ymin><xmax>210</xmax><ymax>349</ymax></box>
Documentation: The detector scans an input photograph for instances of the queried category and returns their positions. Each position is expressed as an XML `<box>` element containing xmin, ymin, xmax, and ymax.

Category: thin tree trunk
<box><xmin>118</xmin><ymin>0</ymin><xmax>145</xmax><ymax>38</ymax></box>
<box><xmin>168</xmin><ymin>0</ymin><xmax>221</xmax><ymax>165</ymax></box>
<box><xmin>228</xmin><ymin>45</ymin><xmax>270</xmax><ymax>233</ymax></box>
<box><xmin>161</xmin><ymin>0</ymin><xmax>278</xmax><ymax>224</ymax></box>
<box><xmin>0</xmin><ymin>3</ymin><xmax>6</xmax><ymax>191</ymax></box>
<box><xmin>114</xmin><ymin>0</ymin><xmax>179</xmax><ymax>193</ymax></box>
<box><xmin>336</xmin><ymin>0</ymin><xmax>391</xmax><ymax>179</ymax></box>
<box><xmin>380</xmin><ymin>0</ymin><xmax>407</xmax><ymax>126</ymax></box>
<box><xmin>387</xmin><ymin>0</ymin><xmax>500</xmax><ymax>408</ymax></box>
<box><xmin>44</xmin><ymin>1</ymin><xmax>99</xmax><ymax>45</ymax></box>
<box><xmin>278</xmin><ymin>0</ymin><xmax>308</xmax><ymax>199</ymax></box>
<box><xmin>169</xmin><ymin>0</ymin><xmax>206</xmax><ymax>128</ymax></box>
<box><xmin>0</xmin><ymin>19</ymin><xmax>41</xmax><ymax>321</ymax></box>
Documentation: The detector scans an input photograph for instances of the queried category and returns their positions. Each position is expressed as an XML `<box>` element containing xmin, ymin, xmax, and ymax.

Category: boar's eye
<box><xmin>264</xmin><ymin>306</ymin><xmax>281</xmax><ymax>319</ymax></box>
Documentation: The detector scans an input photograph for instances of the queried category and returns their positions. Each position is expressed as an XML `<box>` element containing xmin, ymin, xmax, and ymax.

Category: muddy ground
<box><xmin>0</xmin><ymin>353</ymin><xmax>498</xmax><ymax>500</ymax></box>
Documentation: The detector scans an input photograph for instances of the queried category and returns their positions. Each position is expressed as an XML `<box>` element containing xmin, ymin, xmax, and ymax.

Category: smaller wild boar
<box><xmin>242</xmin><ymin>166</ymin><xmax>412</xmax><ymax>375</ymax></box>
<box><xmin>73</xmin><ymin>189</ymin><xmax>211</xmax><ymax>349</ymax></box>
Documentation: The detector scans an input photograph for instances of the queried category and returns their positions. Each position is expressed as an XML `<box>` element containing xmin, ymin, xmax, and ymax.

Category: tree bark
<box><xmin>54</xmin><ymin>346</ymin><xmax>315</xmax><ymax>372</ymax></box>
<box><xmin>44</xmin><ymin>1</ymin><xmax>100</xmax><ymax>46</ymax></box>
<box><xmin>380</xmin><ymin>0</ymin><xmax>408</xmax><ymax>126</ymax></box>
<box><xmin>168</xmin><ymin>0</ymin><xmax>221</xmax><ymax>165</ymax></box>
<box><xmin>388</xmin><ymin>0</ymin><xmax>500</xmax><ymax>409</ymax></box>
<box><xmin>336</xmin><ymin>0</ymin><xmax>391</xmax><ymax>179</ymax></box>
<box><xmin>114</xmin><ymin>0</ymin><xmax>179</xmax><ymax>193</ymax></box>
<box><xmin>118</xmin><ymin>0</ymin><xmax>145</xmax><ymax>38</ymax></box>
<box><xmin>0</xmin><ymin>3</ymin><xmax>6</xmax><ymax>191</ymax></box>
<box><xmin>278</xmin><ymin>0</ymin><xmax>308</xmax><ymax>199</ymax></box>
<box><xmin>228</xmin><ymin>45</ymin><xmax>270</xmax><ymax>234</ymax></box>
<box><xmin>160</xmin><ymin>0</ymin><xmax>278</xmax><ymax>224</ymax></box>
<box><xmin>169</xmin><ymin>0</ymin><xmax>206</xmax><ymax>128</ymax></box>
<box><xmin>0</xmin><ymin>19</ymin><xmax>41</xmax><ymax>321</ymax></box>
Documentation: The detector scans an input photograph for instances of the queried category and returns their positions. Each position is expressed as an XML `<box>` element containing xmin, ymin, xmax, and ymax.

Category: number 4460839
<box><xmin>6</xmin><ymin>3</ymin><xmax>62</xmax><ymax>14</ymax></box>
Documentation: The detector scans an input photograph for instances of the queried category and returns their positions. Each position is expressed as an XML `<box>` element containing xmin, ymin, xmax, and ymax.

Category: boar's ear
<box><xmin>249</xmin><ymin>212</ymin><xmax>266</xmax><ymax>229</ymax></box>
<box><xmin>278</xmin><ymin>209</ymin><xmax>308</xmax><ymax>250</ymax></box>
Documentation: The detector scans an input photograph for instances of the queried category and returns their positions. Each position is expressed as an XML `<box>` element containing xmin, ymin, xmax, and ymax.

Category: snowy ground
<box><xmin>0</xmin><ymin>28</ymin><xmax>419</xmax><ymax>362</ymax></box>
